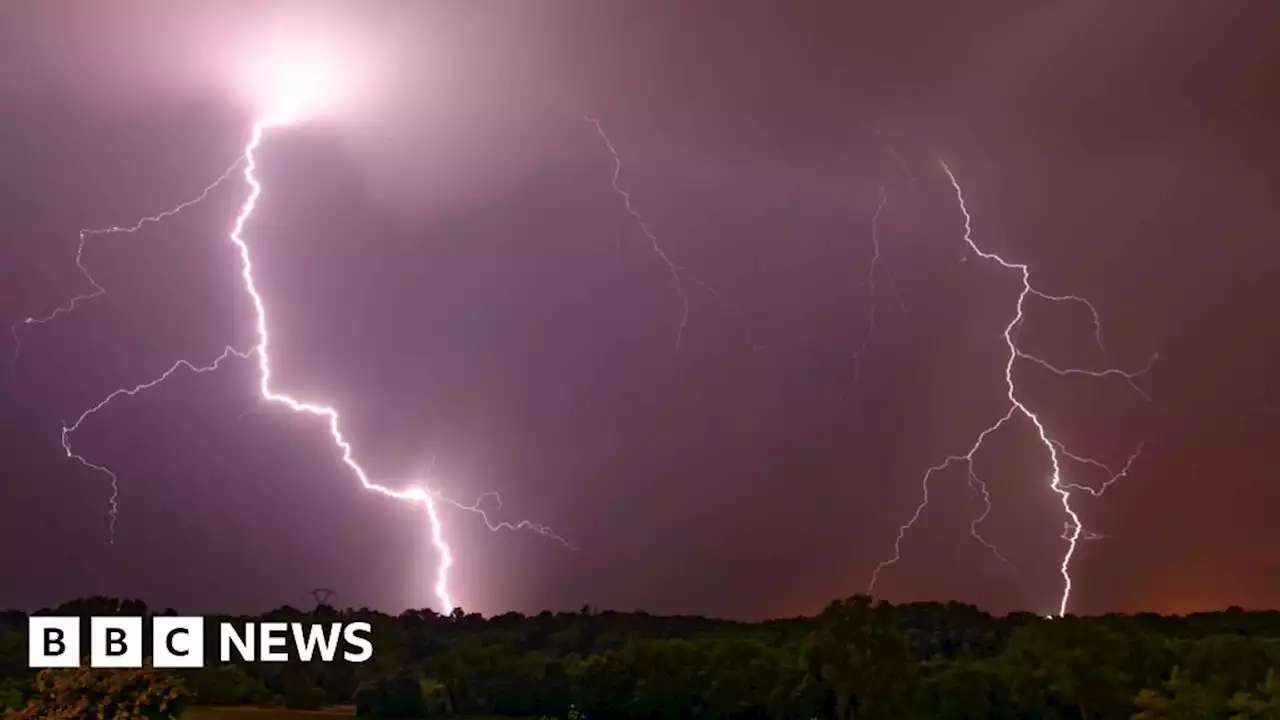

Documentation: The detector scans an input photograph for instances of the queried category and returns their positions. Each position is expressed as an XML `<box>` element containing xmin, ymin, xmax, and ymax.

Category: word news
<box><xmin>28</xmin><ymin>616</ymin><xmax>374</xmax><ymax>668</ymax></box>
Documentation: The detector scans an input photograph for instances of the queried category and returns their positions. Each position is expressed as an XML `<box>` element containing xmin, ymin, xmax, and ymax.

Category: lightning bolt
<box><xmin>8</xmin><ymin>160</ymin><xmax>244</xmax><ymax>370</ymax></box>
<box><xmin>868</xmin><ymin>160</ymin><xmax>1155</xmax><ymax>617</ymax></box>
<box><xmin>586</xmin><ymin>117</ymin><xmax>762</xmax><ymax>353</ymax></box>
<box><xmin>1055</xmin><ymin>440</ymin><xmax>1149</xmax><ymax>498</ymax></box>
<box><xmin>21</xmin><ymin>111</ymin><xmax>570</xmax><ymax>614</ymax></box>
<box><xmin>455</xmin><ymin>492</ymin><xmax>576</xmax><ymax>548</ymax></box>
<box><xmin>61</xmin><ymin>347</ymin><xmax>254</xmax><ymax>544</ymax></box>
<box><xmin>886</xmin><ymin>145</ymin><xmax>916</xmax><ymax>188</ymax></box>
<box><xmin>847</xmin><ymin>185</ymin><xmax>907</xmax><ymax>391</ymax></box>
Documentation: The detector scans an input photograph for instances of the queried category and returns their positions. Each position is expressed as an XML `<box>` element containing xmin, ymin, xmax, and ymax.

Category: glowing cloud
<box><xmin>228</xmin><ymin>18</ymin><xmax>367</xmax><ymax>126</ymax></box>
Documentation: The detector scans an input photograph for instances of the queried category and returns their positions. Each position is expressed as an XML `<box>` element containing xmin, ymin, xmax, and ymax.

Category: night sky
<box><xmin>2</xmin><ymin>1</ymin><xmax>1277</xmax><ymax>620</ymax></box>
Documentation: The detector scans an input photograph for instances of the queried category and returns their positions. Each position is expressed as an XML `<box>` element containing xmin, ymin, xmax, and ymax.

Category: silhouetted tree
<box><xmin>2</xmin><ymin>596</ymin><xmax>1279</xmax><ymax>718</ymax></box>
<box><xmin>5</xmin><ymin>665</ymin><xmax>185</xmax><ymax>720</ymax></box>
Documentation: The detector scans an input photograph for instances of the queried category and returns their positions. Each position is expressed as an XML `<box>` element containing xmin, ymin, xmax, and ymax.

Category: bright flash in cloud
<box><xmin>231</xmin><ymin>32</ymin><xmax>361</xmax><ymax>125</ymax></box>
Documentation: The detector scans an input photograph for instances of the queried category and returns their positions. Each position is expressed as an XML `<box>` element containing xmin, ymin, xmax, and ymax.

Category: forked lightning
<box><xmin>16</xmin><ymin>108</ymin><xmax>569</xmax><ymax>614</ymax></box>
<box><xmin>867</xmin><ymin>161</ymin><xmax>1155</xmax><ymax>616</ymax></box>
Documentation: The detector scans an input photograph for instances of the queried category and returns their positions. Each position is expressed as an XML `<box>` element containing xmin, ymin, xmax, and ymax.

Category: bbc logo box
<box><xmin>29</xmin><ymin>616</ymin><xmax>373</xmax><ymax>668</ymax></box>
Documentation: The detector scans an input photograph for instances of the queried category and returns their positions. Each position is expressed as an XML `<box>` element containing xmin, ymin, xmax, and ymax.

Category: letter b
<box><xmin>91</xmin><ymin>617</ymin><xmax>142</xmax><ymax>668</ymax></box>
<box><xmin>28</xmin><ymin>617</ymin><xmax>80</xmax><ymax>668</ymax></box>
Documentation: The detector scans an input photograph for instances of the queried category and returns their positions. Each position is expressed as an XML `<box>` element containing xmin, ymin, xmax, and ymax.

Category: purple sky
<box><xmin>2</xmin><ymin>1</ymin><xmax>1277</xmax><ymax>619</ymax></box>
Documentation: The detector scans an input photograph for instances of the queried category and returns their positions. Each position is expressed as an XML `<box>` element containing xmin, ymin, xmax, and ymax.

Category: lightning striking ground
<box><xmin>867</xmin><ymin>161</ymin><xmax>1155</xmax><ymax>616</ymax></box>
<box><xmin>21</xmin><ymin>110</ymin><xmax>569</xmax><ymax>614</ymax></box>
<box><xmin>586</xmin><ymin>117</ymin><xmax>762</xmax><ymax>353</ymax></box>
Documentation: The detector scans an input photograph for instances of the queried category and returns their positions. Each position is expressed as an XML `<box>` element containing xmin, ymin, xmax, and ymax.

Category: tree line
<box><xmin>2</xmin><ymin>595</ymin><xmax>1279</xmax><ymax>718</ymax></box>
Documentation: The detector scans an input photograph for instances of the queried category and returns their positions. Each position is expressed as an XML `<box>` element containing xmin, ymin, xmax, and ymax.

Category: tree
<box><xmin>1133</xmin><ymin>666</ymin><xmax>1221</xmax><ymax>719</ymax></box>
<box><xmin>183</xmin><ymin>663</ymin><xmax>268</xmax><ymax>705</ymax></box>
<box><xmin>1172</xmin><ymin>634</ymin><xmax>1278</xmax><ymax>704</ymax></box>
<box><xmin>419</xmin><ymin>677</ymin><xmax>453</xmax><ymax>717</ymax></box>
<box><xmin>1229</xmin><ymin>669</ymin><xmax>1280</xmax><ymax>719</ymax></box>
<box><xmin>999</xmin><ymin>619</ymin><xmax>1138</xmax><ymax>719</ymax></box>
<box><xmin>801</xmin><ymin>595</ymin><xmax>916</xmax><ymax>720</ymax></box>
<box><xmin>0</xmin><ymin>632</ymin><xmax>28</xmax><ymax>712</ymax></box>
<box><xmin>5</xmin><ymin>665</ymin><xmax>186</xmax><ymax>720</ymax></box>
<box><xmin>280</xmin><ymin>670</ymin><xmax>327</xmax><ymax>710</ymax></box>
<box><xmin>619</xmin><ymin>638</ymin><xmax>707</xmax><ymax>720</ymax></box>
<box><xmin>703</xmin><ymin>638</ymin><xmax>789</xmax><ymax>720</ymax></box>
<box><xmin>920</xmin><ymin>659</ymin><xmax>1014</xmax><ymax>720</ymax></box>
<box><xmin>568</xmin><ymin>650</ymin><xmax>634</xmax><ymax>719</ymax></box>
<box><xmin>1</xmin><ymin>595</ymin><xmax>1279</xmax><ymax>719</ymax></box>
<box><xmin>354</xmin><ymin>671</ymin><xmax>429</xmax><ymax>718</ymax></box>
<box><xmin>0</xmin><ymin>683</ymin><xmax>23</xmax><ymax>713</ymax></box>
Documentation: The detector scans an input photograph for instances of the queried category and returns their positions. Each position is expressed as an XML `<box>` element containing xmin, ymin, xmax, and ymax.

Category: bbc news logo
<box><xmin>28</xmin><ymin>617</ymin><xmax>373</xmax><ymax>668</ymax></box>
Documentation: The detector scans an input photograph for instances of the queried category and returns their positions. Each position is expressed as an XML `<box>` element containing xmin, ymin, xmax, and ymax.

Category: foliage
<box><xmin>354</xmin><ymin>670</ymin><xmax>429</xmax><ymax>718</ymax></box>
<box><xmin>1228</xmin><ymin>668</ymin><xmax>1280</xmax><ymax>719</ymax></box>
<box><xmin>1133</xmin><ymin>666</ymin><xmax>1222</xmax><ymax>719</ymax></box>
<box><xmin>183</xmin><ymin>711</ymin><xmax>355</xmax><ymax>720</ymax></box>
<box><xmin>2</xmin><ymin>596</ymin><xmax>1278</xmax><ymax>718</ymax></box>
<box><xmin>418</xmin><ymin>676</ymin><xmax>451</xmax><ymax>716</ymax></box>
<box><xmin>801</xmin><ymin>595</ymin><xmax>917</xmax><ymax>719</ymax></box>
<box><xmin>280</xmin><ymin>671</ymin><xmax>327</xmax><ymax>710</ymax></box>
<box><xmin>0</xmin><ymin>683</ymin><xmax>22</xmax><ymax>713</ymax></box>
<box><xmin>183</xmin><ymin>663</ymin><xmax>269</xmax><ymax>705</ymax></box>
<box><xmin>4</xmin><ymin>664</ymin><xmax>186</xmax><ymax>720</ymax></box>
